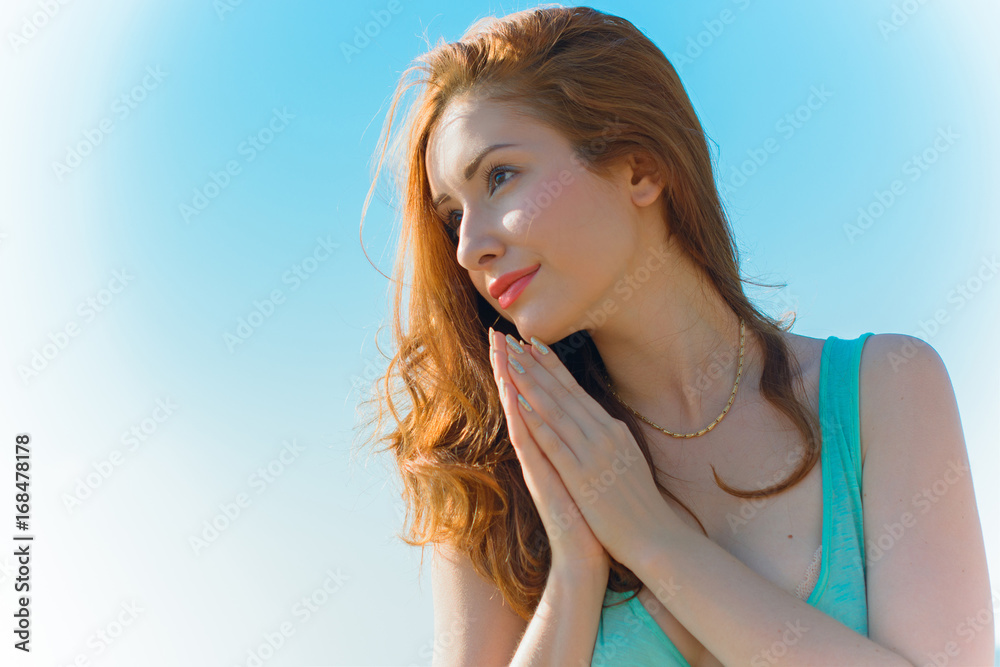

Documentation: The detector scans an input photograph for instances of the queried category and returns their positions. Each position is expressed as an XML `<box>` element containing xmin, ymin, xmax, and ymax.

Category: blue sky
<box><xmin>1</xmin><ymin>0</ymin><xmax>998</xmax><ymax>664</ymax></box>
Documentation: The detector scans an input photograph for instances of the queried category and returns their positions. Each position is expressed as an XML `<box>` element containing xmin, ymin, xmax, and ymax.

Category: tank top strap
<box><xmin>810</xmin><ymin>331</ymin><xmax>875</xmax><ymax>636</ymax></box>
<box><xmin>819</xmin><ymin>332</ymin><xmax>875</xmax><ymax>485</ymax></box>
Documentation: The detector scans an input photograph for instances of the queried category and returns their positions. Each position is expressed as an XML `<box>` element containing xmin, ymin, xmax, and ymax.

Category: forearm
<box><xmin>509</xmin><ymin>565</ymin><xmax>608</xmax><ymax>667</ymax></box>
<box><xmin>631</xmin><ymin>517</ymin><xmax>913</xmax><ymax>666</ymax></box>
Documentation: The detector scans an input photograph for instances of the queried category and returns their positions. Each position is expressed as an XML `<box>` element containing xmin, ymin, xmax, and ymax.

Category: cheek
<box><xmin>514</xmin><ymin>166</ymin><xmax>594</xmax><ymax>237</ymax></box>
<box><xmin>506</xmin><ymin>166</ymin><xmax>631</xmax><ymax>275</ymax></box>
<box><xmin>550</xmin><ymin>174</ymin><xmax>623</xmax><ymax>253</ymax></box>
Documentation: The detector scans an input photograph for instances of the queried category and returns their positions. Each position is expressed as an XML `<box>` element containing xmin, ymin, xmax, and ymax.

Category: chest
<box><xmin>632</xmin><ymin>395</ymin><xmax>827</xmax><ymax>666</ymax></box>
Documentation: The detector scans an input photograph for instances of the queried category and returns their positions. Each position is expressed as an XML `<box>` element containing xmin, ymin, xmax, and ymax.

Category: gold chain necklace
<box><xmin>606</xmin><ymin>318</ymin><xmax>745</xmax><ymax>438</ymax></box>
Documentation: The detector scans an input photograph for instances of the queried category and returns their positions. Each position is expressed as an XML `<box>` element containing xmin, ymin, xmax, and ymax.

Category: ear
<box><xmin>624</xmin><ymin>150</ymin><xmax>667</xmax><ymax>208</ymax></box>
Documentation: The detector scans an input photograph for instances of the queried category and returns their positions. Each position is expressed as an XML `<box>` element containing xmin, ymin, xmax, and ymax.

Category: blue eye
<box><xmin>442</xmin><ymin>162</ymin><xmax>515</xmax><ymax>237</ymax></box>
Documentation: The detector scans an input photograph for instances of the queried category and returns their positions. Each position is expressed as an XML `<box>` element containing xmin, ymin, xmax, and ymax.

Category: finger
<box><xmin>504</xmin><ymin>359</ymin><xmax>585</xmax><ymax>471</ymax></box>
<box><xmin>538</xmin><ymin>338</ymin><xmax>619</xmax><ymax>426</ymax></box>
<box><xmin>526</xmin><ymin>335</ymin><xmax>621</xmax><ymax>430</ymax></box>
<box><xmin>499</xmin><ymin>335</ymin><xmax>582</xmax><ymax>476</ymax></box>
<box><xmin>489</xmin><ymin>327</ymin><xmax>506</xmax><ymax>395</ymax></box>
<box><xmin>503</xmin><ymin>334</ymin><xmax>613</xmax><ymax>452</ymax></box>
<box><xmin>495</xmin><ymin>331</ymin><xmax>551</xmax><ymax>458</ymax></box>
<box><xmin>494</xmin><ymin>333</ymin><xmax>563</xmax><ymax>498</ymax></box>
<box><xmin>493</xmin><ymin>331</ymin><xmax>599</xmax><ymax>544</ymax></box>
<box><xmin>489</xmin><ymin>327</ymin><xmax>497</xmax><ymax>381</ymax></box>
<box><xmin>500</xmin><ymin>380</ymin><xmax>586</xmax><ymax>544</ymax></box>
<box><xmin>510</xmin><ymin>382</ymin><xmax>584</xmax><ymax>490</ymax></box>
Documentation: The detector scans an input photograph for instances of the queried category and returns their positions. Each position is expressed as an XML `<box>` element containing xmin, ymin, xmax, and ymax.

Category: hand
<box><xmin>490</xmin><ymin>328</ymin><xmax>610</xmax><ymax>576</ymax></box>
<box><xmin>491</xmin><ymin>329</ymin><xmax>672</xmax><ymax>569</ymax></box>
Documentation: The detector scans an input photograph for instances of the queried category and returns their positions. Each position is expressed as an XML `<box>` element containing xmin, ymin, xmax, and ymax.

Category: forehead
<box><xmin>425</xmin><ymin>98</ymin><xmax>547</xmax><ymax>192</ymax></box>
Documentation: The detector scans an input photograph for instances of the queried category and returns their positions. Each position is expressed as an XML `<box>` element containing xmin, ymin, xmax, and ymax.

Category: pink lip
<box><xmin>497</xmin><ymin>267</ymin><xmax>538</xmax><ymax>309</ymax></box>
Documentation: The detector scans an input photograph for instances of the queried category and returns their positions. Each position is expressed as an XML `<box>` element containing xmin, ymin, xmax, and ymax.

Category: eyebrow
<box><xmin>431</xmin><ymin>142</ymin><xmax>519</xmax><ymax>209</ymax></box>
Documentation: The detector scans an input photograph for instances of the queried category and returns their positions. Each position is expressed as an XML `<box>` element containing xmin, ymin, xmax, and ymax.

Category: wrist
<box><xmin>631</xmin><ymin>511</ymin><xmax>691</xmax><ymax>580</ymax></box>
<box><xmin>549</xmin><ymin>558</ymin><xmax>610</xmax><ymax>588</ymax></box>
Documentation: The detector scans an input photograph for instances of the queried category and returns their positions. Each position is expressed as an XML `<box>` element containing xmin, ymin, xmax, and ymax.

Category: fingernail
<box><xmin>517</xmin><ymin>393</ymin><xmax>533</xmax><ymax>412</ymax></box>
<box><xmin>505</xmin><ymin>334</ymin><xmax>524</xmax><ymax>354</ymax></box>
<box><xmin>489</xmin><ymin>327</ymin><xmax>495</xmax><ymax>349</ymax></box>
<box><xmin>509</xmin><ymin>356</ymin><xmax>525</xmax><ymax>374</ymax></box>
<box><xmin>529</xmin><ymin>336</ymin><xmax>550</xmax><ymax>355</ymax></box>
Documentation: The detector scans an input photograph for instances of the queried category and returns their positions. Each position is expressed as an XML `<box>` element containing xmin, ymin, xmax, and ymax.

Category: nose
<box><xmin>455</xmin><ymin>205</ymin><xmax>505</xmax><ymax>272</ymax></box>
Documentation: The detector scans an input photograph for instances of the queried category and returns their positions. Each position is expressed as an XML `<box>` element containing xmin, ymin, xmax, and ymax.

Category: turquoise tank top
<box><xmin>590</xmin><ymin>333</ymin><xmax>874</xmax><ymax>666</ymax></box>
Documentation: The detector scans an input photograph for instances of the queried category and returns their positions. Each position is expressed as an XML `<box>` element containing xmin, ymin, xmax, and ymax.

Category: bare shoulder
<box><xmin>855</xmin><ymin>333</ymin><xmax>950</xmax><ymax>467</ymax></box>
<box><xmin>773</xmin><ymin>331</ymin><xmax>948</xmax><ymax>468</ymax></box>
<box><xmin>849</xmin><ymin>334</ymin><xmax>994</xmax><ymax>665</ymax></box>
<box><xmin>772</xmin><ymin>330</ymin><xmax>827</xmax><ymax>391</ymax></box>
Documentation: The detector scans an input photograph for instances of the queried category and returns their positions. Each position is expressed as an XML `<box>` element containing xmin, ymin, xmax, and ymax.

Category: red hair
<box><xmin>356</xmin><ymin>5</ymin><xmax>818</xmax><ymax>621</ymax></box>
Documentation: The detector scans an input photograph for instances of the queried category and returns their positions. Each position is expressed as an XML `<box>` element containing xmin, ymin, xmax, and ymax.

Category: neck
<box><xmin>587</xmin><ymin>235</ymin><xmax>757</xmax><ymax>434</ymax></box>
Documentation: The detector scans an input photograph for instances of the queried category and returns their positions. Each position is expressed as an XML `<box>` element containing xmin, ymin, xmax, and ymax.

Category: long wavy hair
<box><xmin>356</xmin><ymin>4</ymin><xmax>819</xmax><ymax>621</ymax></box>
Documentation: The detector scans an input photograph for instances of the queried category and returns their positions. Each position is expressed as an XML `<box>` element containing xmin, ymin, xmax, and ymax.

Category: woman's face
<box><xmin>425</xmin><ymin>95</ymin><xmax>662</xmax><ymax>343</ymax></box>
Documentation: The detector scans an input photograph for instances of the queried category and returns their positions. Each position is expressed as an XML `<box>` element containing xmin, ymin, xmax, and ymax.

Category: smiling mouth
<box><xmin>497</xmin><ymin>268</ymin><xmax>539</xmax><ymax>309</ymax></box>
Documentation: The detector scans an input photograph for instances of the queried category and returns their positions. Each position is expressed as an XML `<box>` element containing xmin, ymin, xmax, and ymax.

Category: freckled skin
<box><xmin>425</xmin><ymin>94</ymin><xmax>655</xmax><ymax>344</ymax></box>
<box><xmin>425</xmin><ymin>93</ymin><xmax>757</xmax><ymax>434</ymax></box>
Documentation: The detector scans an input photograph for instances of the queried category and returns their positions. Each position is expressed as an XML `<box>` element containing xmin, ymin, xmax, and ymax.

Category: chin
<box><xmin>500</xmin><ymin>306</ymin><xmax>568</xmax><ymax>345</ymax></box>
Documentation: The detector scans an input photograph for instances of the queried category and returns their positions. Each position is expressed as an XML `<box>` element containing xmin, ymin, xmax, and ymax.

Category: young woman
<box><xmin>359</xmin><ymin>6</ymin><xmax>993</xmax><ymax>666</ymax></box>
